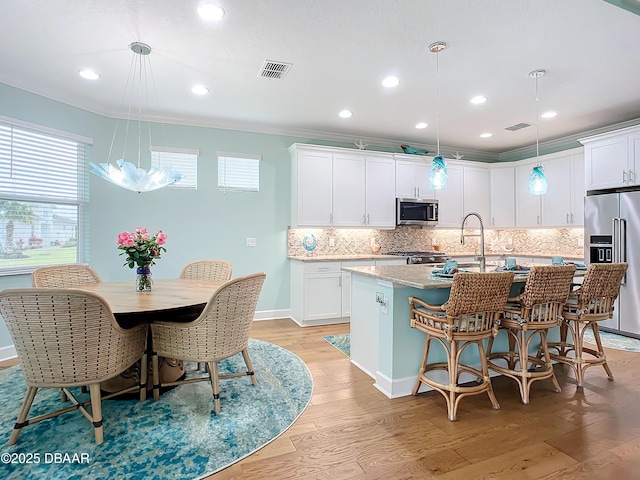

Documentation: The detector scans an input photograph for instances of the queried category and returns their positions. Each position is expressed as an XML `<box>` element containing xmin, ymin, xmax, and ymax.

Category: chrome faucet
<box><xmin>461</xmin><ymin>212</ymin><xmax>486</xmax><ymax>272</ymax></box>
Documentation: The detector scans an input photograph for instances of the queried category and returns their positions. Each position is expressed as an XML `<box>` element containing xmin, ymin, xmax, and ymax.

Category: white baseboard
<box><xmin>0</xmin><ymin>345</ymin><xmax>17</xmax><ymax>363</ymax></box>
<box><xmin>253</xmin><ymin>309</ymin><xmax>292</xmax><ymax>321</ymax></box>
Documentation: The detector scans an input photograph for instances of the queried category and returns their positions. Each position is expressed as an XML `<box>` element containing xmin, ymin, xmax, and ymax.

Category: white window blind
<box><xmin>150</xmin><ymin>146</ymin><xmax>198</xmax><ymax>189</ymax></box>
<box><xmin>217</xmin><ymin>152</ymin><xmax>260</xmax><ymax>192</ymax></box>
<box><xmin>0</xmin><ymin>119</ymin><xmax>90</xmax><ymax>274</ymax></box>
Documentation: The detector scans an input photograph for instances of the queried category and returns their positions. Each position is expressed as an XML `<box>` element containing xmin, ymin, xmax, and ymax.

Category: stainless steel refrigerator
<box><xmin>584</xmin><ymin>189</ymin><xmax>640</xmax><ymax>337</ymax></box>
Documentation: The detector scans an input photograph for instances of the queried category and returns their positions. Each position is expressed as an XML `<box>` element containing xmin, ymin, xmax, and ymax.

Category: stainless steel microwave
<box><xmin>396</xmin><ymin>198</ymin><xmax>438</xmax><ymax>226</ymax></box>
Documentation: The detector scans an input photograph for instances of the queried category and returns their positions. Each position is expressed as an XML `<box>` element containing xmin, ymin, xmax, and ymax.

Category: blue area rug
<box><xmin>323</xmin><ymin>334</ymin><xmax>350</xmax><ymax>357</ymax></box>
<box><xmin>0</xmin><ymin>339</ymin><xmax>312</xmax><ymax>479</ymax></box>
<box><xmin>584</xmin><ymin>329</ymin><xmax>640</xmax><ymax>352</ymax></box>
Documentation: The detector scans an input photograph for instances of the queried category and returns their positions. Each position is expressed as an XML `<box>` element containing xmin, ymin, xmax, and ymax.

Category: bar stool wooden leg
<box><xmin>591</xmin><ymin>324</ymin><xmax>614</xmax><ymax>380</ymax></box>
<box><xmin>412</xmin><ymin>336</ymin><xmax>432</xmax><ymax>395</ymax></box>
<box><xmin>477</xmin><ymin>339</ymin><xmax>500</xmax><ymax>411</ymax></box>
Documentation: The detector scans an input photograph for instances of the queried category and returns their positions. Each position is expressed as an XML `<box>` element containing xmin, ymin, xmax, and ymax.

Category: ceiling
<box><xmin>1</xmin><ymin>0</ymin><xmax>640</xmax><ymax>159</ymax></box>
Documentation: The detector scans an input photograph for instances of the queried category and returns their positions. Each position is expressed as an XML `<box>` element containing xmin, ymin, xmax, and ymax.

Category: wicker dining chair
<box><xmin>151</xmin><ymin>272</ymin><xmax>266</xmax><ymax>413</ymax></box>
<box><xmin>547</xmin><ymin>262</ymin><xmax>628</xmax><ymax>387</ymax></box>
<box><xmin>179</xmin><ymin>260</ymin><xmax>233</xmax><ymax>370</ymax></box>
<box><xmin>32</xmin><ymin>264</ymin><xmax>102</xmax><ymax>287</ymax></box>
<box><xmin>486</xmin><ymin>265</ymin><xmax>576</xmax><ymax>404</ymax></box>
<box><xmin>179</xmin><ymin>260</ymin><xmax>232</xmax><ymax>281</ymax></box>
<box><xmin>0</xmin><ymin>288</ymin><xmax>148</xmax><ymax>445</ymax></box>
<box><xmin>409</xmin><ymin>271</ymin><xmax>514</xmax><ymax>421</ymax></box>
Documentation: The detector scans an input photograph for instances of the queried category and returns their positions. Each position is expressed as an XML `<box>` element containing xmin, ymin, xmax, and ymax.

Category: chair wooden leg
<box><xmin>412</xmin><ymin>336</ymin><xmax>432</xmax><ymax>395</ymax></box>
<box><xmin>8</xmin><ymin>386</ymin><xmax>38</xmax><ymax>446</ymax></box>
<box><xmin>208</xmin><ymin>361</ymin><xmax>221</xmax><ymax>414</ymax></box>
<box><xmin>591</xmin><ymin>324</ymin><xmax>614</xmax><ymax>380</ymax></box>
<box><xmin>88</xmin><ymin>384</ymin><xmax>103</xmax><ymax>445</ymax></box>
<box><xmin>518</xmin><ymin>329</ymin><xmax>530</xmax><ymax>405</ymax></box>
<box><xmin>139</xmin><ymin>352</ymin><xmax>148</xmax><ymax>401</ymax></box>
<box><xmin>447</xmin><ymin>340</ymin><xmax>459</xmax><ymax>421</ymax></box>
<box><xmin>152</xmin><ymin>353</ymin><xmax>160</xmax><ymax>401</ymax></box>
<box><xmin>60</xmin><ymin>388</ymin><xmax>68</xmax><ymax>403</ymax></box>
<box><xmin>540</xmin><ymin>330</ymin><xmax>561</xmax><ymax>393</ymax></box>
<box><xmin>478</xmin><ymin>339</ymin><xmax>500</xmax><ymax>411</ymax></box>
<box><xmin>241</xmin><ymin>348</ymin><xmax>258</xmax><ymax>386</ymax></box>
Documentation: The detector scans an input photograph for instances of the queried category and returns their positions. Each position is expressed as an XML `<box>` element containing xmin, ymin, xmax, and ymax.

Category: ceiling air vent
<box><xmin>258</xmin><ymin>60</ymin><xmax>292</xmax><ymax>79</ymax></box>
<box><xmin>505</xmin><ymin>122</ymin><xmax>532</xmax><ymax>131</ymax></box>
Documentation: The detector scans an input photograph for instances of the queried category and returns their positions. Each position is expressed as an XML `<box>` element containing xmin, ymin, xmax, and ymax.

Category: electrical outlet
<box><xmin>578</xmin><ymin>236</ymin><xmax>584</xmax><ymax>247</ymax></box>
<box><xmin>376</xmin><ymin>292</ymin><xmax>384</xmax><ymax>304</ymax></box>
<box><xmin>329</xmin><ymin>237</ymin><xmax>335</xmax><ymax>247</ymax></box>
<box><xmin>246</xmin><ymin>237</ymin><xmax>256</xmax><ymax>247</ymax></box>
<box><xmin>376</xmin><ymin>292</ymin><xmax>388</xmax><ymax>314</ymax></box>
<box><xmin>431</xmin><ymin>237</ymin><xmax>437</xmax><ymax>245</ymax></box>
<box><xmin>370</xmin><ymin>237</ymin><xmax>376</xmax><ymax>246</ymax></box>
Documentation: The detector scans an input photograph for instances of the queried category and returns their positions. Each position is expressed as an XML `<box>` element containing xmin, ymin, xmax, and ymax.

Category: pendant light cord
<box><xmin>535</xmin><ymin>73</ymin><xmax>540</xmax><ymax>165</ymax></box>
<box><xmin>436</xmin><ymin>49</ymin><xmax>440</xmax><ymax>156</ymax></box>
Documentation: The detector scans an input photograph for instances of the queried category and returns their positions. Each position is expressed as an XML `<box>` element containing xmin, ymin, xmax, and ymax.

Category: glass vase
<box><xmin>136</xmin><ymin>266</ymin><xmax>152</xmax><ymax>292</ymax></box>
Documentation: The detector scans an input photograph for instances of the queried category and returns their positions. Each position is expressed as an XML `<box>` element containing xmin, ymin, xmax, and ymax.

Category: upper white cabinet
<box><xmin>365</xmin><ymin>155</ymin><xmax>396</xmax><ymax>228</ymax></box>
<box><xmin>515</xmin><ymin>160</ymin><xmax>542</xmax><ymax>227</ymax></box>
<box><xmin>290</xmin><ymin>146</ymin><xmax>333</xmax><ymax>227</ymax></box>
<box><xmin>462</xmin><ymin>164</ymin><xmax>491</xmax><ymax>226</ymax></box>
<box><xmin>434</xmin><ymin>163</ymin><xmax>464</xmax><ymax>227</ymax></box>
<box><xmin>290</xmin><ymin>144</ymin><xmax>395</xmax><ymax>228</ymax></box>
<box><xmin>581</xmin><ymin>125</ymin><xmax>640</xmax><ymax>190</ymax></box>
<box><xmin>394</xmin><ymin>156</ymin><xmax>434</xmax><ymax>200</ymax></box>
<box><xmin>541</xmin><ymin>151</ymin><xmax>584</xmax><ymax>227</ymax></box>
<box><xmin>489</xmin><ymin>166</ymin><xmax>515</xmax><ymax>228</ymax></box>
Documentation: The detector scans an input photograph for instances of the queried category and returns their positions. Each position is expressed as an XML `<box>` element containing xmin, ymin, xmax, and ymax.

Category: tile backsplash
<box><xmin>288</xmin><ymin>226</ymin><xmax>584</xmax><ymax>259</ymax></box>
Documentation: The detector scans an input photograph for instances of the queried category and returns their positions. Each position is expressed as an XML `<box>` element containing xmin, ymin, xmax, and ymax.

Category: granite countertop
<box><xmin>343</xmin><ymin>263</ymin><xmax>585</xmax><ymax>290</ymax></box>
<box><xmin>288</xmin><ymin>254</ymin><xmax>403</xmax><ymax>262</ymax></box>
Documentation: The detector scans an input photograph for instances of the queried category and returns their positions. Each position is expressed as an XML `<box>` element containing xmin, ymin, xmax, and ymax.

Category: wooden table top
<box><xmin>73</xmin><ymin>278</ymin><xmax>224</xmax><ymax>314</ymax></box>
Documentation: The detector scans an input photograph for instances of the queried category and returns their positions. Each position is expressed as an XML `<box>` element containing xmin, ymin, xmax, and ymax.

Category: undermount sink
<box><xmin>432</xmin><ymin>261</ymin><xmax>500</xmax><ymax>269</ymax></box>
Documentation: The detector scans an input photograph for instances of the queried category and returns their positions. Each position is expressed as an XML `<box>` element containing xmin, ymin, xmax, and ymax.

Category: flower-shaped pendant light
<box><xmin>89</xmin><ymin>42</ymin><xmax>183</xmax><ymax>193</ymax></box>
<box><xmin>528</xmin><ymin>69</ymin><xmax>547</xmax><ymax>195</ymax></box>
<box><xmin>429</xmin><ymin>41</ymin><xmax>447</xmax><ymax>190</ymax></box>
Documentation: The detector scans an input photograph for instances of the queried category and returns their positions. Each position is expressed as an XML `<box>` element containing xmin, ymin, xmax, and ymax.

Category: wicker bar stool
<box><xmin>487</xmin><ymin>265</ymin><xmax>576</xmax><ymax>404</ymax></box>
<box><xmin>547</xmin><ymin>263</ymin><xmax>628</xmax><ymax>387</ymax></box>
<box><xmin>409</xmin><ymin>271</ymin><xmax>514</xmax><ymax>421</ymax></box>
<box><xmin>180</xmin><ymin>260</ymin><xmax>232</xmax><ymax>281</ymax></box>
<box><xmin>151</xmin><ymin>272</ymin><xmax>265</xmax><ymax>413</ymax></box>
<box><xmin>0</xmin><ymin>288</ymin><xmax>148</xmax><ymax>445</ymax></box>
<box><xmin>32</xmin><ymin>264</ymin><xmax>102</xmax><ymax>287</ymax></box>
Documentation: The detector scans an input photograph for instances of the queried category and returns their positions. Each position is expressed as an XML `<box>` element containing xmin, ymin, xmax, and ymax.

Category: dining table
<box><xmin>73</xmin><ymin>278</ymin><xmax>224</xmax><ymax>393</ymax></box>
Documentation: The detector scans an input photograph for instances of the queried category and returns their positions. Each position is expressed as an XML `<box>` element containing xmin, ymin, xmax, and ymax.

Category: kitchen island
<box><xmin>344</xmin><ymin>263</ymin><xmax>571</xmax><ymax>398</ymax></box>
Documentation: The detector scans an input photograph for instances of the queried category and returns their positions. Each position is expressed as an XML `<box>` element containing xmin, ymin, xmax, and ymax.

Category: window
<box><xmin>217</xmin><ymin>152</ymin><xmax>260</xmax><ymax>192</ymax></box>
<box><xmin>0</xmin><ymin>116</ymin><xmax>91</xmax><ymax>275</ymax></box>
<box><xmin>150</xmin><ymin>146</ymin><xmax>199</xmax><ymax>189</ymax></box>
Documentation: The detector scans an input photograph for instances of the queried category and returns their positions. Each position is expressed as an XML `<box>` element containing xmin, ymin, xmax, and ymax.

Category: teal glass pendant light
<box><xmin>429</xmin><ymin>41</ymin><xmax>447</xmax><ymax>190</ymax></box>
<box><xmin>528</xmin><ymin>69</ymin><xmax>547</xmax><ymax>195</ymax></box>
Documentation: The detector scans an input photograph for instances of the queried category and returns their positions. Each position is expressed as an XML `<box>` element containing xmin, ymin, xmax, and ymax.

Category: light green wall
<box><xmin>0</xmin><ymin>82</ymin><xmax>343</xmax><ymax>349</ymax></box>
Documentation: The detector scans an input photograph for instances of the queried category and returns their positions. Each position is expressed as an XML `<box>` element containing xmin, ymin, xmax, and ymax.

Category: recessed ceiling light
<box><xmin>541</xmin><ymin>111</ymin><xmax>557</xmax><ymax>118</ymax></box>
<box><xmin>480</xmin><ymin>133</ymin><xmax>493</xmax><ymax>138</ymax></box>
<box><xmin>415</xmin><ymin>122</ymin><xmax>428</xmax><ymax>129</ymax></box>
<box><xmin>197</xmin><ymin>2</ymin><xmax>225</xmax><ymax>21</ymax></box>
<box><xmin>470</xmin><ymin>95</ymin><xmax>487</xmax><ymax>104</ymax></box>
<box><xmin>191</xmin><ymin>84</ymin><xmax>209</xmax><ymax>95</ymax></box>
<box><xmin>382</xmin><ymin>76</ymin><xmax>399</xmax><ymax>88</ymax></box>
<box><xmin>338</xmin><ymin>109</ymin><xmax>352</xmax><ymax>118</ymax></box>
<box><xmin>78</xmin><ymin>69</ymin><xmax>100</xmax><ymax>80</ymax></box>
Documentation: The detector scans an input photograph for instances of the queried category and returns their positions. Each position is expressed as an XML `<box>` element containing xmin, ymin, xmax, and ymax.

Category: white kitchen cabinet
<box><xmin>434</xmin><ymin>163</ymin><xmax>464</xmax><ymax>227</ymax></box>
<box><xmin>290</xmin><ymin>259</ymin><xmax>380</xmax><ymax>326</ymax></box>
<box><xmin>290</xmin><ymin>144</ymin><xmax>395</xmax><ymax>228</ymax></box>
<box><xmin>463</xmin><ymin>165</ymin><xmax>491</xmax><ymax>226</ymax></box>
<box><xmin>395</xmin><ymin>157</ymin><xmax>434</xmax><ymax>200</ymax></box>
<box><xmin>332</xmin><ymin>153</ymin><xmax>366</xmax><ymax>227</ymax></box>
<box><xmin>515</xmin><ymin>161</ymin><xmax>542</xmax><ymax>227</ymax></box>
<box><xmin>365</xmin><ymin>155</ymin><xmax>396</xmax><ymax>228</ymax></box>
<box><xmin>290</xmin><ymin>145</ymin><xmax>333</xmax><ymax>227</ymax></box>
<box><xmin>581</xmin><ymin>125</ymin><xmax>640</xmax><ymax>190</ymax></box>
<box><xmin>489</xmin><ymin>166</ymin><xmax>515</xmax><ymax>228</ymax></box>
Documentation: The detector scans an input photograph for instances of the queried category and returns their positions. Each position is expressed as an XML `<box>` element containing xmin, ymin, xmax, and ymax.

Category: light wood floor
<box><xmin>3</xmin><ymin>319</ymin><xmax>640</xmax><ymax>479</ymax></box>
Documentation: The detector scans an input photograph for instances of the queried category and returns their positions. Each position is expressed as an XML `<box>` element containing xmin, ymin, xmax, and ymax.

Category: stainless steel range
<box><xmin>387</xmin><ymin>251</ymin><xmax>449</xmax><ymax>264</ymax></box>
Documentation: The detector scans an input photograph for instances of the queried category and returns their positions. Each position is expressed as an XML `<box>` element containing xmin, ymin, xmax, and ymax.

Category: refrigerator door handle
<box><xmin>620</xmin><ymin>217</ymin><xmax>627</xmax><ymax>285</ymax></box>
<box><xmin>612</xmin><ymin>218</ymin><xmax>618</xmax><ymax>262</ymax></box>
